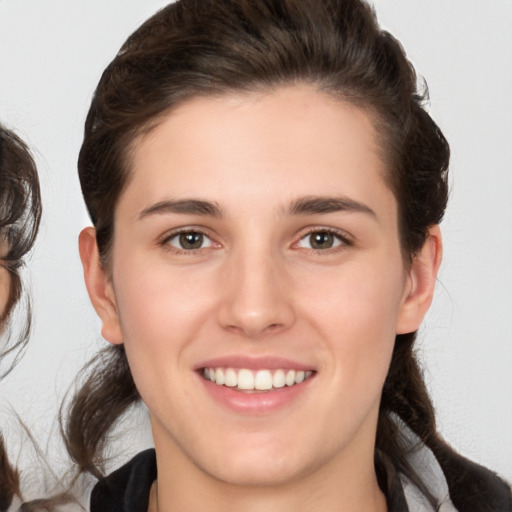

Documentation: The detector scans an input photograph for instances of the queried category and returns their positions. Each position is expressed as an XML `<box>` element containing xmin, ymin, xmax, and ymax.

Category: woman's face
<box><xmin>85</xmin><ymin>85</ymin><xmax>435</xmax><ymax>487</ymax></box>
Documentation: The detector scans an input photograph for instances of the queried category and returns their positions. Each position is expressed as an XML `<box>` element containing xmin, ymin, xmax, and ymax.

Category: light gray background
<box><xmin>1</xmin><ymin>0</ymin><xmax>511</xmax><ymax>485</ymax></box>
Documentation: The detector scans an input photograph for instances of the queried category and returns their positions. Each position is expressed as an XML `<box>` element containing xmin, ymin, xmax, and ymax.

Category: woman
<box><xmin>0</xmin><ymin>125</ymin><xmax>41</xmax><ymax>511</ymax></box>
<box><xmin>67</xmin><ymin>0</ymin><xmax>511</xmax><ymax>510</ymax></box>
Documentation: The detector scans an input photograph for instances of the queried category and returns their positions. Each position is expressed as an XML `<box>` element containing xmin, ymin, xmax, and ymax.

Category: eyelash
<box><xmin>159</xmin><ymin>227</ymin><xmax>353</xmax><ymax>254</ymax></box>
<box><xmin>294</xmin><ymin>227</ymin><xmax>353</xmax><ymax>253</ymax></box>
<box><xmin>160</xmin><ymin>227</ymin><xmax>217</xmax><ymax>254</ymax></box>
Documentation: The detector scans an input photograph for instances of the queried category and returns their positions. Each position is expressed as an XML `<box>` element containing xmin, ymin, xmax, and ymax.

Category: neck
<box><xmin>151</xmin><ymin>474</ymin><xmax>387</xmax><ymax>512</ymax></box>
<box><xmin>150</xmin><ymin>431</ymin><xmax>387</xmax><ymax>512</ymax></box>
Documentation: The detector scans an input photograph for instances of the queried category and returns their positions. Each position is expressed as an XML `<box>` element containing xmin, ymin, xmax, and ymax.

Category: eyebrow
<box><xmin>138</xmin><ymin>195</ymin><xmax>376</xmax><ymax>220</ymax></box>
<box><xmin>287</xmin><ymin>196</ymin><xmax>376</xmax><ymax>217</ymax></box>
<box><xmin>139</xmin><ymin>199</ymin><xmax>223</xmax><ymax>219</ymax></box>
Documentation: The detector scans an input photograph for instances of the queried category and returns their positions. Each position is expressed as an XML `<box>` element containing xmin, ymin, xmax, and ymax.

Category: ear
<box><xmin>396</xmin><ymin>225</ymin><xmax>443</xmax><ymax>335</ymax></box>
<box><xmin>79</xmin><ymin>227</ymin><xmax>123</xmax><ymax>344</ymax></box>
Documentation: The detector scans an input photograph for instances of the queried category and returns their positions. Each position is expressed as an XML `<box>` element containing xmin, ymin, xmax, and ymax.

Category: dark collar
<box><xmin>91</xmin><ymin>449</ymin><xmax>157</xmax><ymax>512</ymax></box>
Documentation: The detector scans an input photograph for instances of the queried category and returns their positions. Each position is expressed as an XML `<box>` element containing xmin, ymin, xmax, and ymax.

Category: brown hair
<box><xmin>67</xmin><ymin>0</ymin><xmax>509</xmax><ymax>509</ymax></box>
<box><xmin>0</xmin><ymin>125</ymin><xmax>42</xmax><ymax>511</ymax></box>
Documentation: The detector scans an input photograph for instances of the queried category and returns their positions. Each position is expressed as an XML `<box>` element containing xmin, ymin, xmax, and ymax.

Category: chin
<box><xmin>185</xmin><ymin>429</ymin><xmax>331</xmax><ymax>488</ymax></box>
<box><xmin>202</xmin><ymin>454</ymin><xmax>314</xmax><ymax>488</ymax></box>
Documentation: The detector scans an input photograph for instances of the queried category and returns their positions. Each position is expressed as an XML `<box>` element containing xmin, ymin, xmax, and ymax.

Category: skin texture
<box><xmin>0</xmin><ymin>237</ymin><xmax>10</xmax><ymax>325</ymax></box>
<box><xmin>80</xmin><ymin>85</ymin><xmax>441</xmax><ymax>512</ymax></box>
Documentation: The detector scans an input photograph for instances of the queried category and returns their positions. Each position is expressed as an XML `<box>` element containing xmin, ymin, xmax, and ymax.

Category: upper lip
<box><xmin>195</xmin><ymin>355</ymin><xmax>315</xmax><ymax>372</ymax></box>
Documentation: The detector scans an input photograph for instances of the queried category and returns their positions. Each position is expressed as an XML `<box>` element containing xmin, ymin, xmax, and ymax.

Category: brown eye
<box><xmin>166</xmin><ymin>231</ymin><xmax>213</xmax><ymax>251</ymax></box>
<box><xmin>309</xmin><ymin>232</ymin><xmax>334</xmax><ymax>249</ymax></box>
<box><xmin>179</xmin><ymin>232</ymin><xmax>203</xmax><ymax>249</ymax></box>
<box><xmin>297</xmin><ymin>230</ymin><xmax>346</xmax><ymax>250</ymax></box>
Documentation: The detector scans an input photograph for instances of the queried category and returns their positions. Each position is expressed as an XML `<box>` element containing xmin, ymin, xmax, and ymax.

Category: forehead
<box><xmin>124</xmin><ymin>85</ymin><xmax>395</xmax><ymax>218</ymax></box>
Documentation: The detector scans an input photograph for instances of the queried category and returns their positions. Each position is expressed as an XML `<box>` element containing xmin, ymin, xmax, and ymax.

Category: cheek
<box><xmin>0</xmin><ymin>268</ymin><xmax>11</xmax><ymax>322</ymax></box>
<box><xmin>115</xmin><ymin>262</ymin><xmax>219</xmax><ymax>333</ymax></box>
<box><xmin>296</xmin><ymin>255</ymin><xmax>405</xmax><ymax>390</ymax></box>
<box><xmin>111</xmin><ymin>256</ymin><xmax>220</xmax><ymax>395</ymax></box>
<box><xmin>299</xmin><ymin>252</ymin><xmax>406</xmax><ymax>333</ymax></box>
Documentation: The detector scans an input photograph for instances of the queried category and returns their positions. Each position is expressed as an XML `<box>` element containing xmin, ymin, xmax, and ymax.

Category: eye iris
<box><xmin>310</xmin><ymin>232</ymin><xmax>334</xmax><ymax>249</ymax></box>
<box><xmin>179</xmin><ymin>232</ymin><xmax>203</xmax><ymax>249</ymax></box>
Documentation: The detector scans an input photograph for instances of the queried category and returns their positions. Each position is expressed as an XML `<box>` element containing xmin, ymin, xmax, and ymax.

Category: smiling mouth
<box><xmin>201</xmin><ymin>367</ymin><xmax>314</xmax><ymax>392</ymax></box>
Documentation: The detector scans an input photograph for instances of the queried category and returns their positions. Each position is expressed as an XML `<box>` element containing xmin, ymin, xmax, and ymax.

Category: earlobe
<box><xmin>396</xmin><ymin>225</ymin><xmax>443</xmax><ymax>335</ymax></box>
<box><xmin>78</xmin><ymin>227</ymin><xmax>123</xmax><ymax>344</ymax></box>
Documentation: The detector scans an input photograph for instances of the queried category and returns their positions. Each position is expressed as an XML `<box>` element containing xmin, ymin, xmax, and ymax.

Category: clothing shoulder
<box><xmin>443</xmin><ymin>452</ymin><xmax>512</xmax><ymax>512</ymax></box>
<box><xmin>90</xmin><ymin>449</ymin><xmax>156</xmax><ymax>512</ymax></box>
<box><xmin>399</xmin><ymin>420</ymin><xmax>511</xmax><ymax>512</ymax></box>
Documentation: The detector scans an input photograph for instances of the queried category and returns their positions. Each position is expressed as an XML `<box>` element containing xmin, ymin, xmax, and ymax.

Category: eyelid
<box><xmin>157</xmin><ymin>225</ymin><xmax>353</xmax><ymax>254</ymax></box>
<box><xmin>159</xmin><ymin>226</ymin><xmax>220</xmax><ymax>253</ymax></box>
<box><xmin>292</xmin><ymin>226</ymin><xmax>354</xmax><ymax>250</ymax></box>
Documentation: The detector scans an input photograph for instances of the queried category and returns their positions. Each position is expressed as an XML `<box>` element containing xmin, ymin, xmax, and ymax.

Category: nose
<box><xmin>217</xmin><ymin>249</ymin><xmax>295</xmax><ymax>339</ymax></box>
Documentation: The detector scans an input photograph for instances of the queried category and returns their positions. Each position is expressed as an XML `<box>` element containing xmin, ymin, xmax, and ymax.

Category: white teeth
<box><xmin>215</xmin><ymin>368</ymin><xmax>225</xmax><ymax>385</ymax></box>
<box><xmin>237</xmin><ymin>369</ymin><xmax>254</xmax><ymax>390</ymax></box>
<box><xmin>272</xmin><ymin>369</ymin><xmax>285</xmax><ymax>388</ymax></box>
<box><xmin>254</xmin><ymin>370</ymin><xmax>273</xmax><ymax>390</ymax></box>
<box><xmin>202</xmin><ymin>367</ymin><xmax>313</xmax><ymax>391</ymax></box>
<box><xmin>225</xmin><ymin>368</ymin><xmax>237</xmax><ymax>387</ymax></box>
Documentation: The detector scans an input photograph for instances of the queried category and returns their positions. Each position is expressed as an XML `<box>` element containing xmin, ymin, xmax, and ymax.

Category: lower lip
<box><xmin>197</xmin><ymin>373</ymin><xmax>313</xmax><ymax>415</ymax></box>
